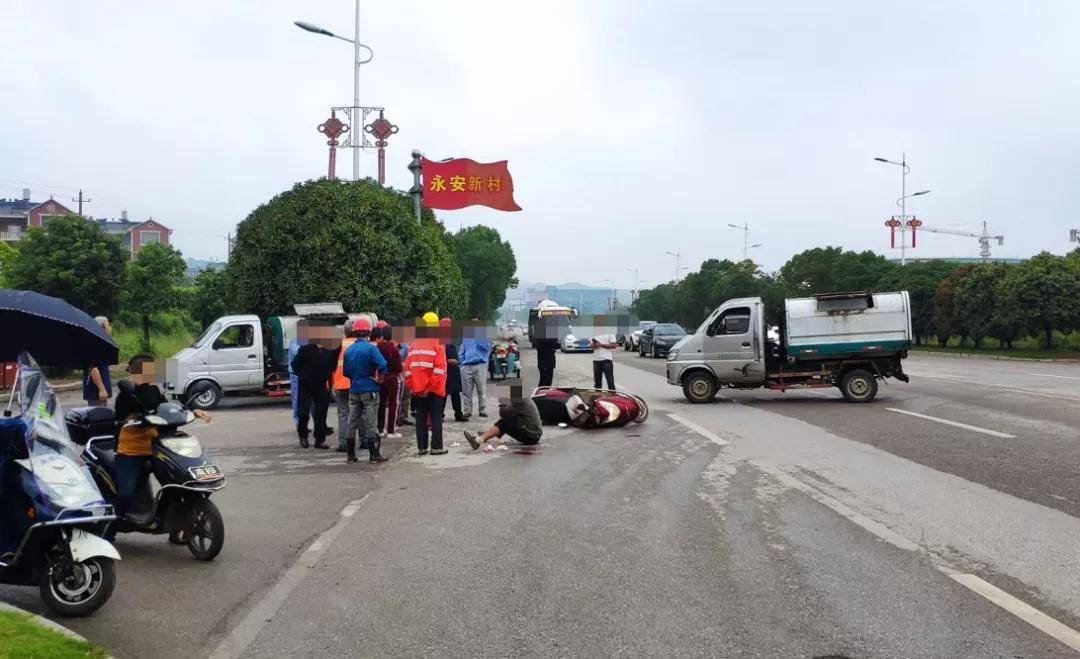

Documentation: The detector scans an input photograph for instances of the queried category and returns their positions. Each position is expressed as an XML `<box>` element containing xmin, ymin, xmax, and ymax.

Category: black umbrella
<box><xmin>0</xmin><ymin>289</ymin><xmax>119</xmax><ymax>367</ymax></box>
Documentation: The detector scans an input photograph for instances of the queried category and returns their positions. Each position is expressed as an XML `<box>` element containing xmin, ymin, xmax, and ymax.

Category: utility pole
<box><xmin>71</xmin><ymin>189</ymin><xmax>91</xmax><ymax>216</ymax></box>
<box><xmin>726</xmin><ymin>221</ymin><xmax>762</xmax><ymax>260</ymax></box>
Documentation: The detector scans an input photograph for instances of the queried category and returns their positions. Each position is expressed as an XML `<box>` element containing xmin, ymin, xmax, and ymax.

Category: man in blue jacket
<box><xmin>459</xmin><ymin>320</ymin><xmax>492</xmax><ymax>419</ymax></box>
<box><xmin>342</xmin><ymin>318</ymin><xmax>388</xmax><ymax>464</ymax></box>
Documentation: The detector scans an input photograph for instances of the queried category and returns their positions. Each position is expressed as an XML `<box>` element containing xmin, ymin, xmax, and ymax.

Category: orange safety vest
<box><xmin>403</xmin><ymin>338</ymin><xmax>447</xmax><ymax>397</ymax></box>
<box><xmin>332</xmin><ymin>337</ymin><xmax>357</xmax><ymax>391</ymax></box>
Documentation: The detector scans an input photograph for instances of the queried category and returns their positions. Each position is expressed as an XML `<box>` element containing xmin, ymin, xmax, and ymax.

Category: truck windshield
<box><xmin>654</xmin><ymin>324</ymin><xmax>685</xmax><ymax>336</ymax></box>
<box><xmin>192</xmin><ymin>322</ymin><xmax>221</xmax><ymax>348</ymax></box>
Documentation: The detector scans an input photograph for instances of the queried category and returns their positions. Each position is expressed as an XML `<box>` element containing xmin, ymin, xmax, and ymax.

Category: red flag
<box><xmin>421</xmin><ymin>157</ymin><xmax>522</xmax><ymax>212</ymax></box>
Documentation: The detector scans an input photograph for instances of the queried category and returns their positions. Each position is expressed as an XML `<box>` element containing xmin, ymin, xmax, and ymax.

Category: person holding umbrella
<box><xmin>82</xmin><ymin>316</ymin><xmax>114</xmax><ymax>406</ymax></box>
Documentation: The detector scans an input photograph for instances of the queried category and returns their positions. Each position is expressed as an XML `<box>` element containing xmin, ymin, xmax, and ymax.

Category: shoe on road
<box><xmin>478</xmin><ymin>412</ymin><xmax>488</xmax><ymax>418</ymax></box>
<box><xmin>313</xmin><ymin>442</ymin><xmax>330</xmax><ymax>450</ymax></box>
<box><xmin>464</xmin><ymin>431</ymin><xmax>480</xmax><ymax>450</ymax></box>
<box><xmin>417</xmin><ymin>449</ymin><xmax>429</xmax><ymax>456</ymax></box>
<box><xmin>454</xmin><ymin>415</ymin><xmax>468</xmax><ymax>422</ymax></box>
<box><xmin>387</xmin><ymin>432</ymin><xmax>402</xmax><ymax>439</ymax></box>
<box><xmin>299</xmin><ymin>438</ymin><xmax>310</xmax><ymax>449</ymax></box>
<box><xmin>430</xmin><ymin>448</ymin><xmax>448</xmax><ymax>455</ymax></box>
<box><xmin>346</xmin><ymin>456</ymin><xmax>359</xmax><ymax>463</ymax></box>
<box><xmin>370</xmin><ymin>456</ymin><xmax>389</xmax><ymax>463</ymax></box>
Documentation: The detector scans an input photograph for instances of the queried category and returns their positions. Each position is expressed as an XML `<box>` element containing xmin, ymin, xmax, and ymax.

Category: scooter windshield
<box><xmin>13</xmin><ymin>352</ymin><xmax>107</xmax><ymax>513</ymax></box>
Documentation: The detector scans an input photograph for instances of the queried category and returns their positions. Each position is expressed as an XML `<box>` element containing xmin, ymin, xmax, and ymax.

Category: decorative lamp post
<box><xmin>885</xmin><ymin>217</ymin><xmax>902</xmax><ymax>248</ymax></box>
<box><xmin>364</xmin><ymin>110</ymin><xmax>399</xmax><ymax>185</ymax></box>
<box><xmin>317</xmin><ymin>111</ymin><xmax>349</xmax><ymax>179</ymax></box>
<box><xmin>906</xmin><ymin>216</ymin><xmax>923</xmax><ymax>249</ymax></box>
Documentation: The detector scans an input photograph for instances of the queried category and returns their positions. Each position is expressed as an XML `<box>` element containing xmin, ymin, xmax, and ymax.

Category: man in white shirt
<box><xmin>590</xmin><ymin>316</ymin><xmax>619</xmax><ymax>390</ymax></box>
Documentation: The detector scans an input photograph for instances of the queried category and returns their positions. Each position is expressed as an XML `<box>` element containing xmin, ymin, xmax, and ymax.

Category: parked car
<box><xmin>638</xmin><ymin>323</ymin><xmax>686</xmax><ymax>358</ymax></box>
<box><xmin>561</xmin><ymin>328</ymin><xmax>594</xmax><ymax>353</ymax></box>
<box><xmin>624</xmin><ymin>321</ymin><xmax>657</xmax><ymax>351</ymax></box>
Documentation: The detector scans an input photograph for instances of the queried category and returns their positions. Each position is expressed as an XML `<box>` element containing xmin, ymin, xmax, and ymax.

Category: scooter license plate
<box><xmin>189</xmin><ymin>465</ymin><xmax>222</xmax><ymax>481</ymax></box>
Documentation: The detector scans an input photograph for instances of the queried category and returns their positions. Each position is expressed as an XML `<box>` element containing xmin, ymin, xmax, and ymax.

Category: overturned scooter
<box><xmin>0</xmin><ymin>353</ymin><xmax>119</xmax><ymax>617</ymax></box>
<box><xmin>66</xmin><ymin>381</ymin><xmax>227</xmax><ymax>561</ymax></box>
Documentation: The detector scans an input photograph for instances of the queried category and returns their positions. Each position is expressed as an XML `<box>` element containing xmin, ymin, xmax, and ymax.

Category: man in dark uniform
<box><xmin>290</xmin><ymin>320</ymin><xmax>340</xmax><ymax>449</ymax></box>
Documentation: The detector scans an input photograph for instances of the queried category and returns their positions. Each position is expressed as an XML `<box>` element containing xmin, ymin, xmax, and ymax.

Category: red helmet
<box><xmin>439</xmin><ymin>317</ymin><xmax>452</xmax><ymax>328</ymax></box>
<box><xmin>376</xmin><ymin>320</ymin><xmax>389</xmax><ymax>329</ymax></box>
<box><xmin>352</xmin><ymin>318</ymin><xmax>373</xmax><ymax>333</ymax></box>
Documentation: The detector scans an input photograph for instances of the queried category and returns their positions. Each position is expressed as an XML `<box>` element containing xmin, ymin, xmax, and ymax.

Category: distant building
<box><xmin>96</xmin><ymin>211</ymin><xmax>172</xmax><ymax>259</ymax></box>
<box><xmin>0</xmin><ymin>190</ymin><xmax>171</xmax><ymax>259</ymax></box>
<box><xmin>0</xmin><ymin>192</ymin><xmax>76</xmax><ymax>242</ymax></box>
<box><xmin>888</xmin><ymin>256</ymin><xmax>1026</xmax><ymax>265</ymax></box>
<box><xmin>523</xmin><ymin>282</ymin><xmax>631</xmax><ymax>314</ymax></box>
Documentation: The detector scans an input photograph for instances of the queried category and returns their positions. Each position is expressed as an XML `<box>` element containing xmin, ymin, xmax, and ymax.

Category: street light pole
<box><xmin>352</xmin><ymin>0</ymin><xmax>361</xmax><ymax>181</ymax></box>
<box><xmin>874</xmin><ymin>154</ymin><xmax>921</xmax><ymax>265</ymax></box>
<box><xmin>665</xmin><ymin>250</ymin><xmax>681</xmax><ymax>282</ymax></box>
<box><xmin>295</xmin><ymin>2</ymin><xmax>374</xmax><ymax>182</ymax></box>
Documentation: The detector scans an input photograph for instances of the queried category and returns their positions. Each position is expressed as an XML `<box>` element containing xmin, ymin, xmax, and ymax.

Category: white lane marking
<box><xmin>667</xmin><ymin>413</ymin><xmax>729</xmax><ymax>446</ymax></box>
<box><xmin>886</xmin><ymin>408</ymin><xmax>1016</xmax><ymax>438</ymax></box>
<box><xmin>946</xmin><ymin>572</ymin><xmax>1080</xmax><ymax>653</ymax></box>
<box><xmin>757</xmin><ymin>463</ymin><xmax>919</xmax><ymax>552</ymax></box>
<box><xmin>763</xmin><ymin>463</ymin><xmax>1080</xmax><ymax>653</ymax></box>
<box><xmin>1028</xmin><ymin>373</ymin><xmax>1080</xmax><ymax>380</ymax></box>
<box><xmin>905</xmin><ymin>373</ymin><xmax>1080</xmax><ymax>403</ymax></box>
<box><xmin>207</xmin><ymin>494</ymin><xmax>370</xmax><ymax>659</ymax></box>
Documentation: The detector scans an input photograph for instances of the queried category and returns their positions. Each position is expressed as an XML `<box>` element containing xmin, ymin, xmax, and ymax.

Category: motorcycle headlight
<box><xmin>145</xmin><ymin>414</ymin><xmax>168</xmax><ymax>425</ymax></box>
<box><xmin>160</xmin><ymin>436</ymin><xmax>203</xmax><ymax>458</ymax></box>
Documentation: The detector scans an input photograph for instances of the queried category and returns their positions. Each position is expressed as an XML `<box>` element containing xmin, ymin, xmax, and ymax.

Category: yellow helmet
<box><xmin>421</xmin><ymin>311</ymin><xmax>440</xmax><ymax>327</ymax></box>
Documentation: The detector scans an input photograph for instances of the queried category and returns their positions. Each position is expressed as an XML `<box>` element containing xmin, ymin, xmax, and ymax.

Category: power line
<box><xmin>0</xmin><ymin>177</ymin><xmax>80</xmax><ymax>191</ymax></box>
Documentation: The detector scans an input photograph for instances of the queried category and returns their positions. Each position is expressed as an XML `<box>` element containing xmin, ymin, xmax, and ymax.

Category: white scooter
<box><xmin>0</xmin><ymin>353</ymin><xmax>119</xmax><ymax>617</ymax></box>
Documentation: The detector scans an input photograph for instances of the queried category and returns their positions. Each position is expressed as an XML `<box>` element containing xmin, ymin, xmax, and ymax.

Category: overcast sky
<box><xmin>3</xmin><ymin>1</ymin><xmax>1079</xmax><ymax>288</ymax></box>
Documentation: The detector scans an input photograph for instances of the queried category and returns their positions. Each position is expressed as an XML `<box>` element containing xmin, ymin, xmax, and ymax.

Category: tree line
<box><xmin>632</xmin><ymin>246</ymin><xmax>1080</xmax><ymax>349</ymax></box>
<box><xmin>0</xmin><ymin>179</ymin><xmax>518</xmax><ymax>356</ymax></box>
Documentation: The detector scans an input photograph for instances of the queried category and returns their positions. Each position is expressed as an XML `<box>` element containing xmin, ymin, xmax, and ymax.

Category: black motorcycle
<box><xmin>66</xmin><ymin>395</ymin><xmax>227</xmax><ymax>561</ymax></box>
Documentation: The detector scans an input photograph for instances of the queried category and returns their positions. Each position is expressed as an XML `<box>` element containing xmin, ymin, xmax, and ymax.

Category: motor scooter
<box><xmin>0</xmin><ymin>353</ymin><xmax>119</xmax><ymax>617</ymax></box>
<box><xmin>66</xmin><ymin>383</ymin><xmax>227</xmax><ymax>561</ymax></box>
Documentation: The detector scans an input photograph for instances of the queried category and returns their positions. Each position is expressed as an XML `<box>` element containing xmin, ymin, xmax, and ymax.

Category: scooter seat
<box><xmin>65</xmin><ymin>406</ymin><xmax>116</xmax><ymax>426</ymax></box>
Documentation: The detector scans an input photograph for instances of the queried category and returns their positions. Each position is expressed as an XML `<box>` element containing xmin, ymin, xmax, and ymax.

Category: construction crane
<box><xmin>917</xmin><ymin>221</ymin><xmax>1004</xmax><ymax>261</ymax></box>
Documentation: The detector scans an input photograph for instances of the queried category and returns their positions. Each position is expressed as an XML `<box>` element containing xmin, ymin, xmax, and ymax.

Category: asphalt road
<box><xmin>3</xmin><ymin>349</ymin><xmax>1079</xmax><ymax>657</ymax></box>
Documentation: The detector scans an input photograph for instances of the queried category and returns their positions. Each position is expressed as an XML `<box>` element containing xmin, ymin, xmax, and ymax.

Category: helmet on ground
<box><xmin>352</xmin><ymin>318</ymin><xmax>373</xmax><ymax>333</ymax></box>
<box><xmin>421</xmin><ymin>312</ymin><xmax>439</xmax><ymax>327</ymax></box>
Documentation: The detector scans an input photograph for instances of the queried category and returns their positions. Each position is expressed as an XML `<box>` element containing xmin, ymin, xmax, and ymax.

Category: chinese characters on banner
<box><xmin>421</xmin><ymin>157</ymin><xmax>522</xmax><ymax>212</ymax></box>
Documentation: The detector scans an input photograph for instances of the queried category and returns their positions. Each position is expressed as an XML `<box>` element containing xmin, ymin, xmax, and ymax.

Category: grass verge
<box><xmin>0</xmin><ymin>610</ymin><xmax>106</xmax><ymax>659</ymax></box>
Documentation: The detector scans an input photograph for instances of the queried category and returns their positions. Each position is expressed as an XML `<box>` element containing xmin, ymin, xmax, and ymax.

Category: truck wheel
<box><xmin>682</xmin><ymin>372</ymin><xmax>718</xmax><ymax>404</ymax></box>
<box><xmin>187</xmin><ymin>381</ymin><xmax>222</xmax><ymax>410</ymax></box>
<box><xmin>840</xmin><ymin>369</ymin><xmax>878</xmax><ymax>403</ymax></box>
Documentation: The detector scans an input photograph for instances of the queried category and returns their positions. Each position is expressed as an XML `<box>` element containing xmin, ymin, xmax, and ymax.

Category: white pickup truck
<box><xmin>164</xmin><ymin>303</ymin><xmax>377</xmax><ymax>409</ymax></box>
<box><xmin>666</xmin><ymin>291</ymin><xmax>912</xmax><ymax>404</ymax></box>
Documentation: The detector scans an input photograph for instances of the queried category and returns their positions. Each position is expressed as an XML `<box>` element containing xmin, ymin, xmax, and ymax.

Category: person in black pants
<box><xmin>290</xmin><ymin>320</ymin><xmax>341</xmax><ymax>449</ymax></box>
<box><xmin>535</xmin><ymin>338</ymin><xmax>558</xmax><ymax>387</ymax></box>
<box><xmin>441</xmin><ymin>318</ymin><xmax>466</xmax><ymax>421</ymax></box>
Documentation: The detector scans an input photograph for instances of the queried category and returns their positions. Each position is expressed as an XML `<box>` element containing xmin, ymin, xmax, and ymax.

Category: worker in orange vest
<box><xmin>332</xmin><ymin>320</ymin><xmax>358</xmax><ymax>452</ymax></box>
<box><xmin>404</xmin><ymin>312</ymin><xmax>448</xmax><ymax>455</ymax></box>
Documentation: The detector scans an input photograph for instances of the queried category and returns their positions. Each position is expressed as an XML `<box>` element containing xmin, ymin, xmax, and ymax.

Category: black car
<box><xmin>638</xmin><ymin>323</ymin><xmax>686</xmax><ymax>358</ymax></box>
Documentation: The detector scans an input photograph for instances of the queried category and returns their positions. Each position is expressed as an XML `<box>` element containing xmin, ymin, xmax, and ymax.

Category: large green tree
<box><xmin>121</xmin><ymin>243</ymin><xmax>188</xmax><ymax>350</ymax></box>
<box><xmin>931</xmin><ymin>264</ymin><xmax>975</xmax><ymax>346</ymax></box>
<box><xmin>876</xmin><ymin>260</ymin><xmax>958</xmax><ymax>345</ymax></box>
<box><xmin>778</xmin><ymin>247</ymin><xmax>896</xmax><ymax>297</ymax></box>
<box><xmin>7</xmin><ymin>214</ymin><xmax>128</xmax><ymax>316</ymax></box>
<box><xmin>997</xmin><ymin>252</ymin><xmax>1080</xmax><ymax>348</ymax></box>
<box><xmin>189</xmin><ymin>266</ymin><xmax>236</xmax><ymax>329</ymax></box>
<box><xmin>0</xmin><ymin>241</ymin><xmax>15</xmax><ymax>287</ymax></box>
<box><xmin>230</xmin><ymin>179</ymin><xmax>468</xmax><ymax>320</ymax></box>
<box><xmin>954</xmin><ymin>263</ymin><xmax>1019</xmax><ymax>348</ymax></box>
<box><xmin>451</xmin><ymin>225</ymin><xmax>518</xmax><ymax>320</ymax></box>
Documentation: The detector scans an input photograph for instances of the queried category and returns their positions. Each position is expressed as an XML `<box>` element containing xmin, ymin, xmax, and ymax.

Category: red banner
<box><xmin>421</xmin><ymin>157</ymin><xmax>521</xmax><ymax>212</ymax></box>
